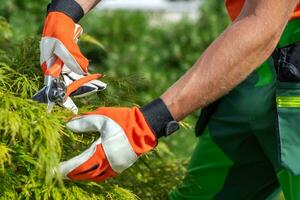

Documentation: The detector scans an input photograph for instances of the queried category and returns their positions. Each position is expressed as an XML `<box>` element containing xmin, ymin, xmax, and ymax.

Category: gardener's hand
<box><xmin>40</xmin><ymin>0</ymin><xmax>88</xmax><ymax>75</ymax></box>
<box><xmin>57</xmin><ymin>99</ymin><xmax>179</xmax><ymax>182</ymax></box>
<box><xmin>40</xmin><ymin>0</ymin><xmax>107</xmax><ymax>100</ymax></box>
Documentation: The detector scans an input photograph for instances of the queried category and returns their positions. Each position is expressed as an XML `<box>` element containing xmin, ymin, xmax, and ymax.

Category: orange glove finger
<box><xmin>67</xmin><ymin>145</ymin><xmax>116</xmax><ymax>181</ymax></box>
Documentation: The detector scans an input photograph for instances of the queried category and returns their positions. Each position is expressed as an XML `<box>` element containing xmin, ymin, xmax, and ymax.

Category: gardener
<box><xmin>42</xmin><ymin>0</ymin><xmax>300</xmax><ymax>199</ymax></box>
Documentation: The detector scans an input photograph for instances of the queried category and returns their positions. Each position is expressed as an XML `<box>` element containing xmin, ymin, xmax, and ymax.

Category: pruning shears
<box><xmin>32</xmin><ymin>59</ymin><xmax>102</xmax><ymax>114</ymax></box>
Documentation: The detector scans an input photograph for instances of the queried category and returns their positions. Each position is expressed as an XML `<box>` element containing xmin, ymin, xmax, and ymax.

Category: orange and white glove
<box><xmin>41</xmin><ymin>0</ymin><xmax>87</xmax><ymax>75</ymax></box>
<box><xmin>40</xmin><ymin>0</ymin><xmax>106</xmax><ymax>106</ymax></box>
<box><xmin>57</xmin><ymin>99</ymin><xmax>179</xmax><ymax>182</ymax></box>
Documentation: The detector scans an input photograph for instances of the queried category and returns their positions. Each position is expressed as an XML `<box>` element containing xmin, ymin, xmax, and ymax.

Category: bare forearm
<box><xmin>75</xmin><ymin>0</ymin><xmax>101</xmax><ymax>14</ymax></box>
<box><xmin>161</xmin><ymin>0</ymin><xmax>298</xmax><ymax>121</ymax></box>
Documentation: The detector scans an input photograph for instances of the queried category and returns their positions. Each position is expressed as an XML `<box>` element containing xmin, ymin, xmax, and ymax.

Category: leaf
<box><xmin>179</xmin><ymin>121</ymin><xmax>192</xmax><ymax>129</ymax></box>
<box><xmin>0</xmin><ymin>143</ymin><xmax>11</xmax><ymax>171</ymax></box>
<box><xmin>0</xmin><ymin>17</ymin><xmax>12</xmax><ymax>41</ymax></box>
<box><xmin>80</xmin><ymin>34</ymin><xmax>106</xmax><ymax>52</ymax></box>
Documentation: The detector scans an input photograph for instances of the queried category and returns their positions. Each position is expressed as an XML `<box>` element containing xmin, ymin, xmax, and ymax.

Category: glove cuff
<box><xmin>47</xmin><ymin>0</ymin><xmax>84</xmax><ymax>23</ymax></box>
<box><xmin>141</xmin><ymin>98</ymin><xmax>179</xmax><ymax>139</ymax></box>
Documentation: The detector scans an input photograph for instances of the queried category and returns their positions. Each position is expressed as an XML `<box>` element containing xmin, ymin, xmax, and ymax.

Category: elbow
<box><xmin>255</xmin><ymin>25</ymin><xmax>282</xmax><ymax>65</ymax></box>
<box><xmin>248</xmin><ymin>16</ymin><xmax>286</xmax><ymax>56</ymax></box>
<box><xmin>254</xmin><ymin>13</ymin><xmax>288</xmax><ymax>46</ymax></box>
<box><xmin>235</xmin><ymin>12</ymin><xmax>288</xmax><ymax>47</ymax></box>
<box><xmin>263</xmin><ymin>26</ymin><xmax>282</xmax><ymax>51</ymax></box>
<box><xmin>264</xmin><ymin>22</ymin><xmax>285</xmax><ymax>46</ymax></box>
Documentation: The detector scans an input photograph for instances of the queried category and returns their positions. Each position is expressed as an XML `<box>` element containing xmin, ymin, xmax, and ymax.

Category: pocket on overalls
<box><xmin>275</xmin><ymin>42</ymin><xmax>300</xmax><ymax>175</ymax></box>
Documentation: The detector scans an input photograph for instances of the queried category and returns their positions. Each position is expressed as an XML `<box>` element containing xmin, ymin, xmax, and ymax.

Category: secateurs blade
<box><xmin>32</xmin><ymin>59</ymin><xmax>102</xmax><ymax>114</ymax></box>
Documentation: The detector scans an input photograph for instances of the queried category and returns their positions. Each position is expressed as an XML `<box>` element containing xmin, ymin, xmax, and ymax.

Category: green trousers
<box><xmin>169</xmin><ymin>19</ymin><xmax>300</xmax><ymax>200</ymax></box>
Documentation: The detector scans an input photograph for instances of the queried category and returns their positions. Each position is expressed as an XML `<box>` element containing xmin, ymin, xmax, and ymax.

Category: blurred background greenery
<box><xmin>0</xmin><ymin>0</ymin><xmax>231</xmax><ymax>199</ymax></box>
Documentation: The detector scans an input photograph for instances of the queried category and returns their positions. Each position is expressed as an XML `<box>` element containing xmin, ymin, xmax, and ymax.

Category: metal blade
<box><xmin>32</xmin><ymin>85</ymin><xmax>55</xmax><ymax>113</ymax></box>
<box><xmin>32</xmin><ymin>76</ymin><xmax>67</xmax><ymax>113</ymax></box>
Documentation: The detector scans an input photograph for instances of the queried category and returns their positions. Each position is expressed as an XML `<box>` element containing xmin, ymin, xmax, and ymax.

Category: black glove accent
<box><xmin>141</xmin><ymin>98</ymin><xmax>179</xmax><ymax>139</ymax></box>
<box><xmin>47</xmin><ymin>0</ymin><xmax>84</xmax><ymax>23</ymax></box>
